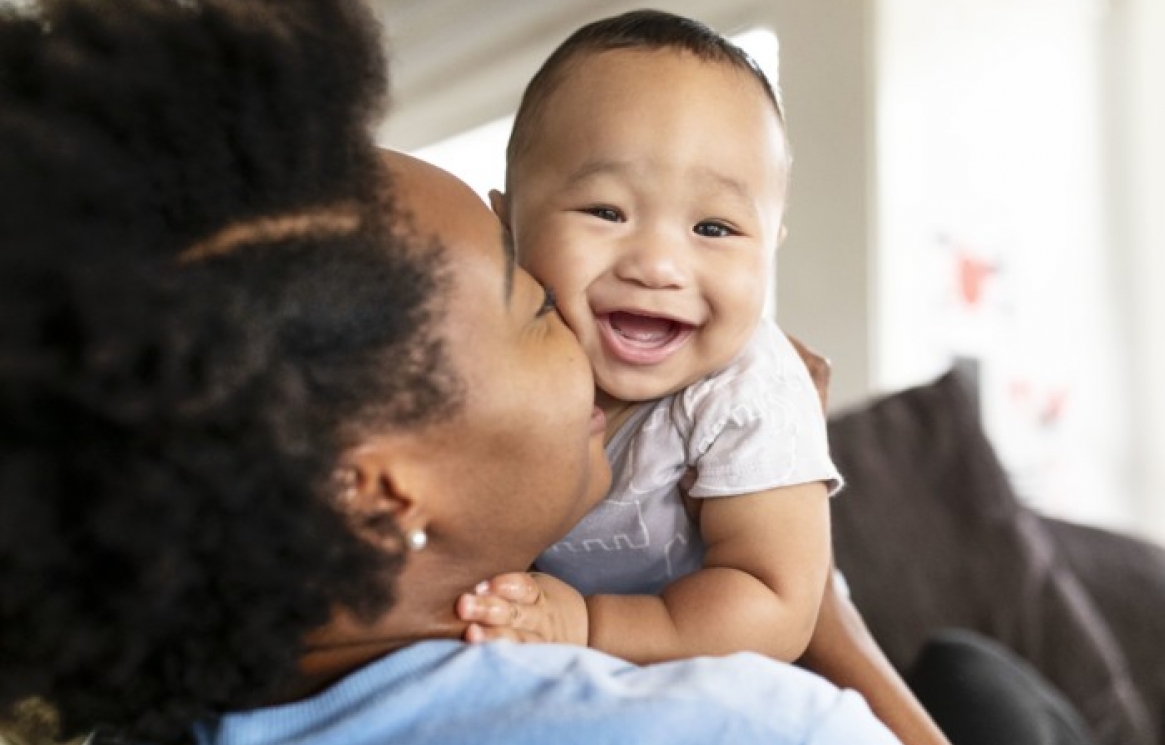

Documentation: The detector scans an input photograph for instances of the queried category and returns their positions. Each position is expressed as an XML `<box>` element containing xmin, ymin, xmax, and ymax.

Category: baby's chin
<box><xmin>593</xmin><ymin>365</ymin><xmax>704</xmax><ymax>406</ymax></box>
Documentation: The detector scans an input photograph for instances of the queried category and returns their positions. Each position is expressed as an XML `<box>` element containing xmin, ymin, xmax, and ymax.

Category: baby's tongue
<box><xmin>609</xmin><ymin>311</ymin><xmax>675</xmax><ymax>345</ymax></box>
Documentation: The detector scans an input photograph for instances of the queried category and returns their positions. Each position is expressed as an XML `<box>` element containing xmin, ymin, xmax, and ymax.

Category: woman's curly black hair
<box><xmin>0</xmin><ymin>0</ymin><xmax>459</xmax><ymax>742</ymax></box>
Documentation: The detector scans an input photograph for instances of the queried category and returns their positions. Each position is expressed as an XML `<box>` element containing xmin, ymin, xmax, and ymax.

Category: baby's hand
<box><xmin>456</xmin><ymin>572</ymin><xmax>588</xmax><ymax>646</ymax></box>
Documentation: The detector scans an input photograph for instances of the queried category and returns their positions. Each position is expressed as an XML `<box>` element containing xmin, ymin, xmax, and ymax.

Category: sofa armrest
<box><xmin>1042</xmin><ymin>516</ymin><xmax>1165</xmax><ymax>739</ymax></box>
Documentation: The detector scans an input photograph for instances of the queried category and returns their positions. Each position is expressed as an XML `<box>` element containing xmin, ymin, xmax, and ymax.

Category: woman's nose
<box><xmin>613</xmin><ymin>230</ymin><xmax>687</xmax><ymax>289</ymax></box>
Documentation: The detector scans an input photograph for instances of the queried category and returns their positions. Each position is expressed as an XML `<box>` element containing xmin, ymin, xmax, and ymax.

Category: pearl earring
<box><xmin>405</xmin><ymin>528</ymin><xmax>428</xmax><ymax>552</ymax></box>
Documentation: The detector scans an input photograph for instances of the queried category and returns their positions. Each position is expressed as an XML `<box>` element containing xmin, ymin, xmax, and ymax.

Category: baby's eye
<box><xmin>693</xmin><ymin>221</ymin><xmax>736</xmax><ymax>238</ymax></box>
<box><xmin>583</xmin><ymin>206</ymin><xmax>623</xmax><ymax>223</ymax></box>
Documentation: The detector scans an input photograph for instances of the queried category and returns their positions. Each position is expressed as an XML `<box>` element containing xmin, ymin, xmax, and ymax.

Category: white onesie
<box><xmin>536</xmin><ymin>318</ymin><xmax>841</xmax><ymax>595</ymax></box>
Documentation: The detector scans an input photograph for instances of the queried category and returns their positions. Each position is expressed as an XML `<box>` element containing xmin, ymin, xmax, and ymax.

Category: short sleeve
<box><xmin>678</xmin><ymin>320</ymin><xmax>842</xmax><ymax>499</ymax></box>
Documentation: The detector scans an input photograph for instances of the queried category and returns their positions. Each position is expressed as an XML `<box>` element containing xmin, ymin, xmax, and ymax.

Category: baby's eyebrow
<box><xmin>692</xmin><ymin>166</ymin><xmax>752</xmax><ymax>203</ymax></box>
<box><xmin>566</xmin><ymin>159</ymin><xmax>755</xmax><ymax>206</ymax></box>
<box><xmin>564</xmin><ymin>158</ymin><xmax>633</xmax><ymax>186</ymax></box>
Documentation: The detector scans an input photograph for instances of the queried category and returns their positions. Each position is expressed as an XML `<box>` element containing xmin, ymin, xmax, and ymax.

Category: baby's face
<box><xmin>504</xmin><ymin>49</ymin><xmax>788</xmax><ymax>404</ymax></box>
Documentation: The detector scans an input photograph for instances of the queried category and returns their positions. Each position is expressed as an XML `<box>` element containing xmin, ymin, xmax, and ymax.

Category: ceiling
<box><xmin>370</xmin><ymin>0</ymin><xmax>773</xmax><ymax>149</ymax></box>
<box><xmin>372</xmin><ymin>0</ymin><xmax>636</xmax><ymax>148</ymax></box>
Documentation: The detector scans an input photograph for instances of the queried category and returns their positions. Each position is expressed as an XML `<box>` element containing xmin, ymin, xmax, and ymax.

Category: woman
<box><xmin>0</xmin><ymin>1</ymin><xmax>899</xmax><ymax>743</ymax></box>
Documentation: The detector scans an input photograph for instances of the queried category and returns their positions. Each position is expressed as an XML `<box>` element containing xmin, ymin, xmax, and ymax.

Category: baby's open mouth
<box><xmin>598</xmin><ymin>311</ymin><xmax>694</xmax><ymax>365</ymax></box>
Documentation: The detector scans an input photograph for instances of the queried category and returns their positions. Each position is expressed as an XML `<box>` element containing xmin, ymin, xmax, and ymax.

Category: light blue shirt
<box><xmin>194</xmin><ymin>639</ymin><xmax>900</xmax><ymax>745</ymax></box>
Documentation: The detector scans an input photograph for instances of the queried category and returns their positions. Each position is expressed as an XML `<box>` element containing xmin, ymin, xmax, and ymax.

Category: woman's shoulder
<box><xmin>202</xmin><ymin>641</ymin><xmax>895</xmax><ymax>745</ymax></box>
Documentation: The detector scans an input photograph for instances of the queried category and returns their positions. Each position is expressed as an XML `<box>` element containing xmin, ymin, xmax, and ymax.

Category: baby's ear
<box><xmin>488</xmin><ymin>189</ymin><xmax>511</xmax><ymax>230</ymax></box>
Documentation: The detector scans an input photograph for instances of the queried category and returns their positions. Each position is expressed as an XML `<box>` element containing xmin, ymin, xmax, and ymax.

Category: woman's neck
<box><xmin>288</xmin><ymin>559</ymin><xmax>472</xmax><ymax>701</ymax></box>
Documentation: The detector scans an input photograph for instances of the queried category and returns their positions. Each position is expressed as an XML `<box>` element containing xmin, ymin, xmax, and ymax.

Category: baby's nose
<box><xmin>615</xmin><ymin>232</ymin><xmax>687</xmax><ymax>289</ymax></box>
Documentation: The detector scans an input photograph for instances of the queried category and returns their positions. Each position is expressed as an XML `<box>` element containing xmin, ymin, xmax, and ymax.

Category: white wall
<box><xmin>760</xmin><ymin>2</ymin><xmax>874</xmax><ymax>413</ymax></box>
<box><xmin>1116</xmin><ymin>0</ymin><xmax>1165</xmax><ymax>540</ymax></box>
<box><xmin>873</xmin><ymin>0</ymin><xmax>1165</xmax><ymax>539</ymax></box>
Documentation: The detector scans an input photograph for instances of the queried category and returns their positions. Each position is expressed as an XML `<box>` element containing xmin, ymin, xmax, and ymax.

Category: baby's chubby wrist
<box><xmin>527</xmin><ymin>571</ymin><xmax>589</xmax><ymax>647</ymax></box>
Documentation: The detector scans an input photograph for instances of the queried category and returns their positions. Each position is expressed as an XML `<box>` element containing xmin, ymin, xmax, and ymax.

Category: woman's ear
<box><xmin>488</xmin><ymin>189</ymin><xmax>511</xmax><ymax>230</ymax></box>
<box><xmin>335</xmin><ymin>442</ymin><xmax>431</xmax><ymax>551</ymax></box>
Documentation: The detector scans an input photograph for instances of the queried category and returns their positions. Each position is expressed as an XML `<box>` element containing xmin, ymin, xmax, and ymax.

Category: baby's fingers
<box><xmin>465</xmin><ymin>622</ymin><xmax>545</xmax><ymax>644</ymax></box>
<box><xmin>474</xmin><ymin>572</ymin><xmax>542</xmax><ymax>604</ymax></box>
<box><xmin>456</xmin><ymin>592</ymin><xmax>523</xmax><ymax>628</ymax></box>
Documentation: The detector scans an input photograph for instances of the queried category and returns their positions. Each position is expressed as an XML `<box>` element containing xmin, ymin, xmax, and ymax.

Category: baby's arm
<box><xmin>587</xmin><ymin>481</ymin><xmax>830</xmax><ymax>663</ymax></box>
<box><xmin>801</xmin><ymin>570</ymin><xmax>952</xmax><ymax>745</ymax></box>
<box><xmin>459</xmin><ymin>481</ymin><xmax>831</xmax><ymax>664</ymax></box>
<box><xmin>786</xmin><ymin>336</ymin><xmax>951</xmax><ymax>745</ymax></box>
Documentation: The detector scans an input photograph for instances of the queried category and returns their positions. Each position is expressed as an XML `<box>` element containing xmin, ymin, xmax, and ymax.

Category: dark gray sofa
<box><xmin>828</xmin><ymin>371</ymin><xmax>1164</xmax><ymax>745</ymax></box>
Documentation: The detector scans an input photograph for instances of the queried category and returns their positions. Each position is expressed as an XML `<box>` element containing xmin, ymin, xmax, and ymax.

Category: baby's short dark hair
<box><xmin>506</xmin><ymin>9</ymin><xmax>787</xmax><ymax>182</ymax></box>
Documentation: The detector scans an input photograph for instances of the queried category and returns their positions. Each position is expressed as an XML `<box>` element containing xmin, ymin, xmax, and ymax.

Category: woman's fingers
<box><xmin>786</xmin><ymin>334</ymin><xmax>831</xmax><ymax>412</ymax></box>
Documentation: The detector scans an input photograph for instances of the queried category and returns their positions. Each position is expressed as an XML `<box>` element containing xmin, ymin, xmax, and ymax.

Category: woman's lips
<box><xmin>596</xmin><ymin>311</ymin><xmax>694</xmax><ymax>365</ymax></box>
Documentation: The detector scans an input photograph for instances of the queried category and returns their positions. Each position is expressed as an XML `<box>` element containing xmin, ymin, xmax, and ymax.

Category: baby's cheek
<box><xmin>555</xmin><ymin>307</ymin><xmax>593</xmax><ymax>344</ymax></box>
<box><xmin>580</xmin><ymin>338</ymin><xmax>610</xmax><ymax>374</ymax></box>
<box><xmin>516</xmin><ymin>236</ymin><xmax>563</xmax><ymax>274</ymax></box>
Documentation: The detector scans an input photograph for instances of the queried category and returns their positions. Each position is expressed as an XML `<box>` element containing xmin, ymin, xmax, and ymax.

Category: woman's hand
<box><xmin>787</xmin><ymin>335</ymin><xmax>831</xmax><ymax>412</ymax></box>
<box><xmin>457</xmin><ymin>572</ymin><xmax>589</xmax><ymax>646</ymax></box>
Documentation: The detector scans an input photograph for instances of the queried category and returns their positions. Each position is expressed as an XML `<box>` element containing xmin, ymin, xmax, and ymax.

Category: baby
<box><xmin>458</xmin><ymin>9</ymin><xmax>840</xmax><ymax>665</ymax></box>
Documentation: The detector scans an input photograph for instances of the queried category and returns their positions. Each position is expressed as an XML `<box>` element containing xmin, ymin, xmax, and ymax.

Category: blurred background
<box><xmin>372</xmin><ymin>0</ymin><xmax>1164</xmax><ymax>543</ymax></box>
